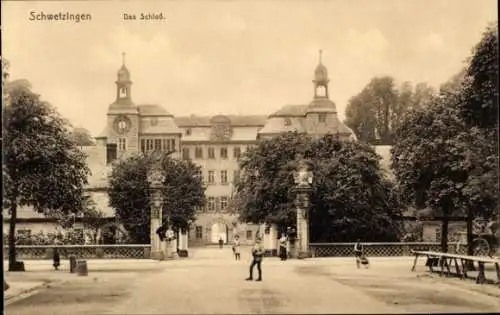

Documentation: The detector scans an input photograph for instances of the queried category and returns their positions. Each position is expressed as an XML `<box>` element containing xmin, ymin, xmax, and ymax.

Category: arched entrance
<box><xmin>211</xmin><ymin>222</ymin><xmax>228</xmax><ymax>244</ymax></box>
<box><xmin>205</xmin><ymin>217</ymin><xmax>234</xmax><ymax>244</ymax></box>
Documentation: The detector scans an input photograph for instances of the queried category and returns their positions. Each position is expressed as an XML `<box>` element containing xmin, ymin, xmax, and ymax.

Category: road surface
<box><xmin>5</xmin><ymin>247</ymin><xmax>500</xmax><ymax>314</ymax></box>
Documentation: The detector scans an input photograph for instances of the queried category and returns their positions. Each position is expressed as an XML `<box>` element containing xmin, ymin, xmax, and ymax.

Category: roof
<box><xmin>96</xmin><ymin>126</ymin><xmax>109</xmax><ymax>139</ymax></box>
<box><xmin>174</xmin><ymin>115</ymin><xmax>267</xmax><ymax>127</ymax></box>
<box><xmin>269</xmin><ymin>105</ymin><xmax>308</xmax><ymax>117</ymax></box>
<box><xmin>314</xmin><ymin>63</ymin><xmax>329</xmax><ymax>82</ymax></box>
<box><xmin>307</xmin><ymin>98</ymin><xmax>337</xmax><ymax>113</ymax></box>
<box><xmin>258</xmin><ymin>117</ymin><xmax>305</xmax><ymax>135</ymax></box>
<box><xmin>138</xmin><ymin>104</ymin><xmax>172</xmax><ymax>116</ymax></box>
<box><xmin>140</xmin><ymin>117</ymin><xmax>182</xmax><ymax>134</ymax></box>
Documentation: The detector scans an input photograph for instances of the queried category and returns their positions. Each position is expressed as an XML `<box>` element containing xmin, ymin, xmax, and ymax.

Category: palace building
<box><xmin>6</xmin><ymin>52</ymin><xmax>367</xmax><ymax>246</ymax></box>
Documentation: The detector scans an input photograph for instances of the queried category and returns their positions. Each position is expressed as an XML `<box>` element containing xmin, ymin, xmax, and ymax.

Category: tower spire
<box><xmin>319</xmin><ymin>49</ymin><xmax>323</xmax><ymax>64</ymax></box>
<box><xmin>122</xmin><ymin>52</ymin><xmax>126</xmax><ymax>66</ymax></box>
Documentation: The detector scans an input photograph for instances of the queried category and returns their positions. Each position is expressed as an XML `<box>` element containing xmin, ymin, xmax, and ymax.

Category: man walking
<box><xmin>218</xmin><ymin>236</ymin><xmax>224</xmax><ymax>249</ymax></box>
<box><xmin>245</xmin><ymin>237</ymin><xmax>265</xmax><ymax>281</ymax></box>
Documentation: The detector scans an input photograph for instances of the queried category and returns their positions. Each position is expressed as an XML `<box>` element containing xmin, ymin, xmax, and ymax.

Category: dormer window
<box><xmin>319</xmin><ymin>113</ymin><xmax>327</xmax><ymax>123</ymax></box>
<box><xmin>185</xmin><ymin>128</ymin><xmax>192</xmax><ymax>136</ymax></box>
<box><xmin>284</xmin><ymin>118</ymin><xmax>292</xmax><ymax>126</ymax></box>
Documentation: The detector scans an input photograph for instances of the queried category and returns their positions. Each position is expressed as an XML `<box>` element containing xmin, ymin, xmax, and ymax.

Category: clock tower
<box><xmin>106</xmin><ymin>53</ymin><xmax>140</xmax><ymax>157</ymax></box>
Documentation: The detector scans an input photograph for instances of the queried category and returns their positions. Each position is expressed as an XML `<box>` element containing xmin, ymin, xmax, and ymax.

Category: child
<box><xmin>232</xmin><ymin>236</ymin><xmax>241</xmax><ymax>260</ymax></box>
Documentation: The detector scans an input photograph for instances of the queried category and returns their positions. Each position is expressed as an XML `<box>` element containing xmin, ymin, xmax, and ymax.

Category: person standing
<box><xmin>53</xmin><ymin>241</ymin><xmax>61</xmax><ymax>270</ymax></box>
<box><xmin>279</xmin><ymin>233</ymin><xmax>288</xmax><ymax>261</ymax></box>
<box><xmin>218</xmin><ymin>237</ymin><xmax>224</xmax><ymax>249</ymax></box>
<box><xmin>354</xmin><ymin>239</ymin><xmax>364</xmax><ymax>269</ymax></box>
<box><xmin>245</xmin><ymin>237</ymin><xmax>265</xmax><ymax>281</ymax></box>
<box><xmin>232</xmin><ymin>236</ymin><xmax>241</xmax><ymax>260</ymax></box>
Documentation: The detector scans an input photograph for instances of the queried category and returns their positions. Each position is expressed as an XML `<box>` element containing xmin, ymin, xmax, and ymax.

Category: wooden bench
<box><xmin>411</xmin><ymin>250</ymin><xmax>500</xmax><ymax>285</ymax></box>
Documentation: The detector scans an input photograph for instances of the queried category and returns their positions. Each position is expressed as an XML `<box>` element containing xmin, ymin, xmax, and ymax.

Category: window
<box><xmin>185</xmin><ymin>128</ymin><xmax>192</xmax><ymax>136</ymax></box>
<box><xmin>195</xmin><ymin>147</ymin><xmax>203</xmax><ymax>159</ymax></box>
<box><xmin>319</xmin><ymin>113</ymin><xmax>327</xmax><ymax>123</ymax></box>
<box><xmin>141</xmin><ymin>139</ymin><xmax>146</xmax><ymax>153</ymax></box>
<box><xmin>118</xmin><ymin>120</ymin><xmax>127</xmax><ymax>130</ymax></box>
<box><xmin>196</xmin><ymin>226</ymin><xmax>203</xmax><ymax>239</ymax></box>
<box><xmin>208</xmin><ymin>147</ymin><xmax>215</xmax><ymax>159</ymax></box>
<box><xmin>208</xmin><ymin>171</ymin><xmax>215</xmax><ymax>184</ymax></box>
<box><xmin>220</xmin><ymin>147</ymin><xmax>228</xmax><ymax>159</ymax></box>
<box><xmin>220</xmin><ymin>170</ymin><xmax>228</xmax><ymax>185</ymax></box>
<box><xmin>154</xmin><ymin>139</ymin><xmax>162</xmax><ymax>151</ymax></box>
<box><xmin>182</xmin><ymin>148</ymin><xmax>190</xmax><ymax>160</ymax></box>
<box><xmin>151</xmin><ymin>117</ymin><xmax>158</xmax><ymax>126</ymax></box>
<box><xmin>118</xmin><ymin>138</ymin><xmax>127</xmax><ymax>151</ymax></box>
<box><xmin>207</xmin><ymin>197</ymin><xmax>216</xmax><ymax>211</ymax></box>
<box><xmin>106</xmin><ymin>143</ymin><xmax>117</xmax><ymax>163</ymax></box>
<box><xmin>146</xmin><ymin>139</ymin><xmax>153</xmax><ymax>152</ymax></box>
<box><xmin>284</xmin><ymin>118</ymin><xmax>292</xmax><ymax>126</ymax></box>
<box><xmin>220</xmin><ymin>196</ymin><xmax>228</xmax><ymax>210</ymax></box>
<box><xmin>170</xmin><ymin>139</ymin><xmax>176</xmax><ymax>152</ymax></box>
<box><xmin>233</xmin><ymin>147</ymin><xmax>241</xmax><ymax>159</ymax></box>
<box><xmin>246</xmin><ymin>230</ymin><xmax>253</xmax><ymax>240</ymax></box>
<box><xmin>162</xmin><ymin>139</ymin><xmax>169</xmax><ymax>152</ymax></box>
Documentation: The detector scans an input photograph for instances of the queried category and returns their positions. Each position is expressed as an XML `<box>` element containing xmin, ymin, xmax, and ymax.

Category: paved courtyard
<box><xmin>5</xmin><ymin>247</ymin><xmax>500</xmax><ymax>314</ymax></box>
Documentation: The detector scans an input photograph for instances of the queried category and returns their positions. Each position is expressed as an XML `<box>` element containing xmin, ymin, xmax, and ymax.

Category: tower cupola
<box><xmin>116</xmin><ymin>52</ymin><xmax>132</xmax><ymax>102</ymax></box>
<box><xmin>312</xmin><ymin>50</ymin><xmax>329</xmax><ymax>99</ymax></box>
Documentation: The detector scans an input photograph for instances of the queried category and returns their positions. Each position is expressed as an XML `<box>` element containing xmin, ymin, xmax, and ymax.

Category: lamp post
<box><xmin>147</xmin><ymin>151</ymin><xmax>166</xmax><ymax>260</ymax></box>
<box><xmin>292</xmin><ymin>153</ymin><xmax>313</xmax><ymax>259</ymax></box>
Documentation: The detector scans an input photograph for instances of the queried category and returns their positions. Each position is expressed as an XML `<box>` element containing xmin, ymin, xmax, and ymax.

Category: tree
<box><xmin>108</xmin><ymin>153</ymin><xmax>205</xmax><ymax>244</ymax></box>
<box><xmin>3</xmin><ymin>84</ymin><xmax>90</xmax><ymax>270</ymax></box>
<box><xmin>345</xmin><ymin>76</ymin><xmax>397</xmax><ymax>144</ymax></box>
<box><xmin>459</xmin><ymin>24</ymin><xmax>498</xmax><ymax>130</ymax></box>
<box><xmin>391</xmin><ymin>23</ymin><xmax>498</xmax><ymax>254</ymax></box>
<box><xmin>234</xmin><ymin>132</ymin><xmax>401</xmax><ymax>241</ymax></box>
<box><xmin>391</xmin><ymin>98</ymin><xmax>467</xmax><ymax>252</ymax></box>
<box><xmin>235</xmin><ymin>132</ymin><xmax>312</xmax><ymax>229</ymax></box>
<box><xmin>391</xmin><ymin>95</ymin><xmax>497</xmax><ymax>252</ymax></box>
<box><xmin>345</xmin><ymin>76</ymin><xmax>437</xmax><ymax>144</ymax></box>
<box><xmin>411</xmin><ymin>82</ymin><xmax>437</xmax><ymax>111</ymax></box>
<box><xmin>71</xmin><ymin>127</ymin><xmax>95</xmax><ymax>146</ymax></box>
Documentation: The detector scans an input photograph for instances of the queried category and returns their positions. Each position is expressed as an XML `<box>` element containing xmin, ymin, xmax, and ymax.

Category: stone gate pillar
<box><xmin>149</xmin><ymin>193</ymin><xmax>164</xmax><ymax>260</ymax></box>
<box><xmin>292</xmin><ymin>153</ymin><xmax>313</xmax><ymax>259</ymax></box>
<box><xmin>296</xmin><ymin>194</ymin><xmax>310</xmax><ymax>259</ymax></box>
<box><xmin>148</xmin><ymin>151</ymin><xmax>166</xmax><ymax>260</ymax></box>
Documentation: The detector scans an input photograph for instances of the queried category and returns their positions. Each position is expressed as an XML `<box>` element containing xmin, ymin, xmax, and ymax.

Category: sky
<box><xmin>3</xmin><ymin>0</ymin><xmax>497</xmax><ymax>136</ymax></box>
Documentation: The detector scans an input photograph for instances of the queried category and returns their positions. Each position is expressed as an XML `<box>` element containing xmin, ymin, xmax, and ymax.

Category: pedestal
<box><xmin>296</xmin><ymin>197</ymin><xmax>310</xmax><ymax>259</ymax></box>
<box><xmin>178</xmin><ymin>229</ymin><xmax>189</xmax><ymax>257</ymax></box>
<box><xmin>150</xmin><ymin>207</ymin><xmax>164</xmax><ymax>261</ymax></box>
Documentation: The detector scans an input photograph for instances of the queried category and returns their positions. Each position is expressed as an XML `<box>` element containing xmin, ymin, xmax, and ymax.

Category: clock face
<box><xmin>113</xmin><ymin>116</ymin><xmax>131</xmax><ymax>134</ymax></box>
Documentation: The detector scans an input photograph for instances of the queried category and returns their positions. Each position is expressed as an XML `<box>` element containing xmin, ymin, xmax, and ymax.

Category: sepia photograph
<box><xmin>2</xmin><ymin>0</ymin><xmax>499</xmax><ymax>314</ymax></box>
